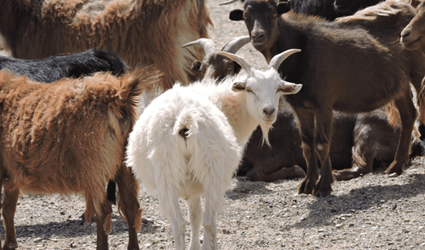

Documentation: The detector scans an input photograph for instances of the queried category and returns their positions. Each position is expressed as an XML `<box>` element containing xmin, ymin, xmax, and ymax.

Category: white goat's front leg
<box><xmin>187</xmin><ymin>196</ymin><xmax>202</xmax><ymax>250</ymax></box>
<box><xmin>202</xmin><ymin>199</ymin><xmax>218</xmax><ymax>250</ymax></box>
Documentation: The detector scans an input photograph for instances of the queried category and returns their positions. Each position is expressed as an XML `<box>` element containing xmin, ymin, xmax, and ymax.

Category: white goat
<box><xmin>126</xmin><ymin>49</ymin><xmax>302</xmax><ymax>250</ymax></box>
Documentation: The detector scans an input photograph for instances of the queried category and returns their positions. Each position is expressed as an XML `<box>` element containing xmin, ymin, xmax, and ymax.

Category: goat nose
<box><xmin>252</xmin><ymin>30</ymin><xmax>265</xmax><ymax>40</ymax></box>
<box><xmin>263</xmin><ymin>107</ymin><xmax>275</xmax><ymax>116</ymax></box>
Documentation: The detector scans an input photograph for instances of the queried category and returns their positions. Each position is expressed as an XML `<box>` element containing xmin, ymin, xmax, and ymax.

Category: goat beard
<box><xmin>260</xmin><ymin>123</ymin><xmax>273</xmax><ymax>148</ymax></box>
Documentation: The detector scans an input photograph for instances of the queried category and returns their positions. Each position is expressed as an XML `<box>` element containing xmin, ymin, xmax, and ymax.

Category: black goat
<box><xmin>230</xmin><ymin>0</ymin><xmax>425</xmax><ymax>196</ymax></box>
<box><xmin>0</xmin><ymin>49</ymin><xmax>126</xmax><ymax>82</ymax></box>
<box><xmin>221</xmin><ymin>0</ymin><xmax>384</xmax><ymax>20</ymax></box>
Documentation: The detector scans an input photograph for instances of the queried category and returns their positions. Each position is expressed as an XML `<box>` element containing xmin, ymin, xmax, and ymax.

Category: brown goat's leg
<box><xmin>386</xmin><ymin>93</ymin><xmax>417</xmax><ymax>175</ymax></box>
<box><xmin>333</xmin><ymin>145</ymin><xmax>375</xmax><ymax>181</ymax></box>
<box><xmin>333</xmin><ymin>162</ymin><xmax>374</xmax><ymax>181</ymax></box>
<box><xmin>313</xmin><ymin>110</ymin><xmax>333</xmax><ymax>197</ymax></box>
<box><xmin>2</xmin><ymin>187</ymin><xmax>19</xmax><ymax>250</ymax></box>
<box><xmin>115</xmin><ymin>165</ymin><xmax>141</xmax><ymax>250</ymax></box>
<box><xmin>96</xmin><ymin>195</ymin><xmax>113</xmax><ymax>250</ymax></box>
<box><xmin>294</xmin><ymin>109</ymin><xmax>319</xmax><ymax>195</ymax></box>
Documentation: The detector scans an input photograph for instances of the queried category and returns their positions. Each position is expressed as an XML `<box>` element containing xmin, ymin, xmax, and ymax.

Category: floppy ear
<box><xmin>232</xmin><ymin>81</ymin><xmax>246</xmax><ymax>92</ymax></box>
<box><xmin>229</xmin><ymin>9</ymin><xmax>244</xmax><ymax>21</ymax></box>
<box><xmin>277</xmin><ymin>1</ymin><xmax>291</xmax><ymax>15</ymax></box>
<box><xmin>279</xmin><ymin>81</ymin><xmax>302</xmax><ymax>94</ymax></box>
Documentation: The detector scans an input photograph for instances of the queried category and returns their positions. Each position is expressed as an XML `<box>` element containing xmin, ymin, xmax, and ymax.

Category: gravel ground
<box><xmin>2</xmin><ymin>0</ymin><xmax>425</xmax><ymax>249</ymax></box>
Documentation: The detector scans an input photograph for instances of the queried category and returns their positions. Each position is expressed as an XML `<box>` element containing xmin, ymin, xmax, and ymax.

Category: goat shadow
<box><xmin>226</xmin><ymin>176</ymin><xmax>303</xmax><ymax>200</ymax></box>
<box><xmin>288</xmin><ymin>169</ymin><xmax>425</xmax><ymax>230</ymax></box>
<box><xmin>0</xmin><ymin>213</ymin><xmax>159</xmax><ymax>239</ymax></box>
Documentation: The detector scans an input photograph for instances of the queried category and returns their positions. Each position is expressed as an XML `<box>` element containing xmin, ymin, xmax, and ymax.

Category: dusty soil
<box><xmin>2</xmin><ymin>0</ymin><xmax>425</xmax><ymax>249</ymax></box>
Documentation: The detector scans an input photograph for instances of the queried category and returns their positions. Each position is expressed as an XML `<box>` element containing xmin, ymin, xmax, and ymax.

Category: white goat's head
<box><xmin>217</xmin><ymin>49</ymin><xmax>302</xmax><ymax>145</ymax></box>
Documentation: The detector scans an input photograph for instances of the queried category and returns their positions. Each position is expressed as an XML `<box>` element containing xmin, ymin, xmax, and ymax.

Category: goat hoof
<box><xmin>312</xmin><ymin>188</ymin><xmax>332</xmax><ymax>197</ymax></box>
<box><xmin>385</xmin><ymin>163</ymin><xmax>404</xmax><ymax>176</ymax></box>
<box><xmin>298</xmin><ymin>180</ymin><xmax>313</xmax><ymax>195</ymax></box>
<box><xmin>388</xmin><ymin>172</ymin><xmax>399</xmax><ymax>178</ymax></box>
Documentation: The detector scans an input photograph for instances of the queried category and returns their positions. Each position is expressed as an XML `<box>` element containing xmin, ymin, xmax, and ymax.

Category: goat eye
<box><xmin>246</xmin><ymin>88</ymin><xmax>253</xmax><ymax>93</ymax></box>
<box><xmin>273</xmin><ymin>13</ymin><xmax>278</xmax><ymax>18</ymax></box>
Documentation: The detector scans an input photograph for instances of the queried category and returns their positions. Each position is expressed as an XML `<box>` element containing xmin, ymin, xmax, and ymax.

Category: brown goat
<box><xmin>239</xmin><ymin>104</ymin><xmax>425</xmax><ymax>183</ymax></box>
<box><xmin>0</xmin><ymin>0</ymin><xmax>211</xmax><ymax>90</ymax></box>
<box><xmin>400</xmin><ymin>0</ymin><xmax>425</xmax><ymax>54</ymax></box>
<box><xmin>0</xmin><ymin>68</ymin><xmax>161</xmax><ymax>250</ymax></box>
<box><xmin>230</xmin><ymin>0</ymin><xmax>425</xmax><ymax>197</ymax></box>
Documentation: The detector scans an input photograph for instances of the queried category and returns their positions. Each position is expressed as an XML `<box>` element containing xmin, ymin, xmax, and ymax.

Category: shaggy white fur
<box><xmin>126</xmin><ymin>50</ymin><xmax>302</xmax><ymax>250</ymax></box>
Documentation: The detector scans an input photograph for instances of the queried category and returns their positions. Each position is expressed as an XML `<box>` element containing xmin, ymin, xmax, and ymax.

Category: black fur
<box><xmin>0</xmin><ymin>48</ymin><xmax>127</xmax><ymax>82</ymax></box>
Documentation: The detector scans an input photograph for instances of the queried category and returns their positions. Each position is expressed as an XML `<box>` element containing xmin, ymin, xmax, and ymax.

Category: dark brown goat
<box><xmin>239</xmin><ymin>103</ymin><xmax>425</xmax><ymax>182</ymax></box>
<box><xmin>230</xmin><ymin>0</ymin><xmax>425</xmax><ymax>197</ymax></box>
<box><xmin>181</xmin><ymin>36</ymin><xmax>251</xmax><ymax>81</ymax></box>
<box><xmin>0</xmin><ymin>68</ymin><xmax>161</xmax><ymax>250</ymax></box>
<box><xmin>400</xmin><ymin>0</ymin><xmax>425</xmax><ymax>54</ymax></box>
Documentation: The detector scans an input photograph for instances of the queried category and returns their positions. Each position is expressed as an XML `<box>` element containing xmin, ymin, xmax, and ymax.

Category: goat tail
<box><xmin>116</xmin><ymin>66</ymin><xmax>163</xmax><ymax>108</ymax></box>
<box><xmin>172</xmin><ymin>109</ymin><xmax>200</xmax><ymax>140</ymax></box>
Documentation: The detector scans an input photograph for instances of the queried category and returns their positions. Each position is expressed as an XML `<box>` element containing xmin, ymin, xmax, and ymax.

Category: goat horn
<box><xmin>268</xmin><ymin>49</ymin><xmax>301</xmax><ymax>71</ymax></box>
<box><xmin>216</xmin><ymin>51</ymin><xmax>252</xmax><ymax>74</ymax></box>
<box><xmin>182</xmin><ymin>39</ymin><xmax>215</xmax><ymax>59</ymax></box>
<box><xmin>220</xmin><ymin>36</ymin><xmax>250</xmax><ymax>53</ymax></box>
<box><xmin>219</xmin><ymin>0</ymin><xmax>240</xmax><ymax>6</ymax></box>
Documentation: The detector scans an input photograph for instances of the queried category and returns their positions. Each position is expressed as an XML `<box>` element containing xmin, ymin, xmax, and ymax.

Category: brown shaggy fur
<box><xmin>0</xmin><ymin>0</ymin><xmax>212</xmax><ymax>90</ymax></box>
<box><xmin>0</xmin><ymin>68</ymin><xmax>161</xmax><ymax>249</ymax></box>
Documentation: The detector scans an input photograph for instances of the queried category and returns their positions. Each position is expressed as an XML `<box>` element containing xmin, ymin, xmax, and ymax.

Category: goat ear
<box><xmin>232</xmin><ymin>81</ymin><xmax>246</xmax><ymax>92</ymax></box>
<box><xmin>277</xmin><ymin>1</ymin><xmax>291</xmax><ymax>15</ymax></box>
<box><xmin>229</xmin><ymin>10</ymin><xmax>244</xmax><ymax>21</ymax></box>
<box><xmin>279</xmin><ymin>81</ymin><xmax>302</xmax><ymax>94</ymax></box>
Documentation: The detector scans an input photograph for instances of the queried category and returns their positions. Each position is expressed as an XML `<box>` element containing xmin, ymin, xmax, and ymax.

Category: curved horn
<box><xmin>182</xmin><ymin>38</ymin><xmax>215</xmax><ymax>58</ymax></box>
<box><xmin>268</xmin><ymin>49</ymin><xmax>301</xmax><ymax>71</ymax></box>
<box><xmin>216</xmin><ymin>51</ymin><xmax>252</xmax><ymax>74</ymax></box>
<box><xmin>219</xmin><ymin>0</ymin><xmax>240</xmax><ymax>6</ymax></box>
<box><xmin>220</xmin><ymin>35</ymin><xmax>251</xmax><ymax>53</ymax></box>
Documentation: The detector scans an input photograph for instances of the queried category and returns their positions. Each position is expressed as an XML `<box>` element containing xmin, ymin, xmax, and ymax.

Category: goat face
<box><xmin>400</xmin><ymin>1</ymin><xmax>425</xmax><ymax>53</ymax></box>
<box><xmin>191</xmin><ymin>54</ymin><xmax>240</xmax><ymax>81</ymax></box>
<box><xmin>217</xmin><ymin>49</ymin><xmax>302</xmax><ymax>144</ymax></box>
<box><xmin>183</xmin><ymin>37</ymin><xmax>249</xmax><ymax>81</ymax></box>
<box><xmin>230</xmin><ymin>0</ymin><xmax>287</xmax><ymax>52</ymax></box>
<box><xmin>239</xmin><ymin>69</ymin><xmax>293</xmax><ymax>125</ymax></box>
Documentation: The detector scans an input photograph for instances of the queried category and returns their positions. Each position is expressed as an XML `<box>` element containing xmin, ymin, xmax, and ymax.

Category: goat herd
<box><xmin>0</xmin><ymin>0</ymin><xmax>425</xmax><ymax>249</ymax></box>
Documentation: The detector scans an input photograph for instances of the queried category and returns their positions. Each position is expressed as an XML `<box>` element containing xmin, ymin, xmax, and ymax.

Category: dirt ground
<box><xmin>1</xmin><ymin>0</ymin><xmax>425</xmax><ymax>249</ymax></box>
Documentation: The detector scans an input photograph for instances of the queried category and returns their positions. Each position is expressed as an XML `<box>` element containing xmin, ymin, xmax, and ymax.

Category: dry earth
<box><xmin>2</xmin><ymin>0</ymin><xmax>425</xmax><ymax>249</ymax></box>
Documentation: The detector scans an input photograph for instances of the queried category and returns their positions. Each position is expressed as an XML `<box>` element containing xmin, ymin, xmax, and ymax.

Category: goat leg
<box><xmin>295</xmin><ymin>109</ymin><xmax>319</xmax><ymax>195</ymax></box>
<box><xmin>187</xmin><ymin>196</ymin><xmax>202</xmax><ymax>250</ymax></box>
<box><xmin>2</xmin><ymin>186</ymin><xmax>19</xmax><ymax>250</ymax></box>
<box><xmin>115</xmin><ymin>164</ymin><xmax>141</xmax><ymax>250</ymax></box>
<box><xmin>95</xmin><ymin>194</ymin><xmax>113</xmax><ymax>250</ymax></box>
<box><xmin>385</xmin><ymin>91</ymin><xmax>417</xmax><ymax>175</ymax></box>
